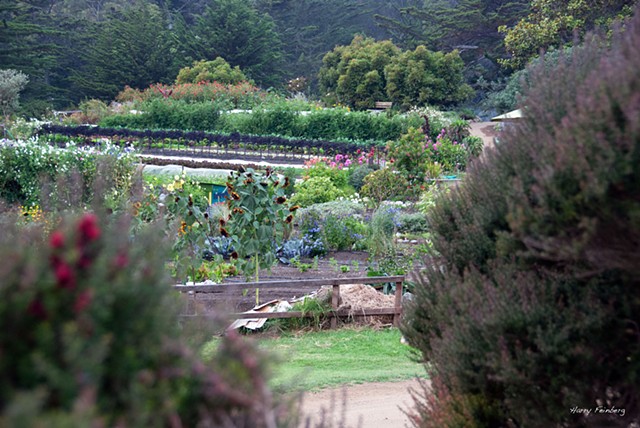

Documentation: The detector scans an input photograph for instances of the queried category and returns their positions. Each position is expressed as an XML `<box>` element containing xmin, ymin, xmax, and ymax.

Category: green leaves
<box><xmin>225</xmin><ymin>167</ymin><xmax>292</xmax><ymax>281</ymax></box>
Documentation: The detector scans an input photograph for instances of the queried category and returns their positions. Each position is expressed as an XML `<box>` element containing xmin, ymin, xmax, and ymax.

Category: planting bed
<box><xmin>189</xmin><ymin>251</ymin><xmax>372</xmax><ymax>313</ymax></box>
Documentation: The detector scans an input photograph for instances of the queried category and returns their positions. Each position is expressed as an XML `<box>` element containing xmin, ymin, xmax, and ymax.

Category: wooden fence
<box><xmin>174</xmin><ymin>275</ymin><xmax>405</xmax><ymax>328</ymax></box>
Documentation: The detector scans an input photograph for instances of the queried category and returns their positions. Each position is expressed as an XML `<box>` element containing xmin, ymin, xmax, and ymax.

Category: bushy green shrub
<box><xmin>175</xmin><ymin>57</ymin><xmax>249</xmax><ymax>85</ymax></box>
<box><xmin>322</xmin><ymin>215</ymin><xmax>368</xmax><ymax>251</ymax></box>
<box><xmin>397</xmin><ymin>211</ymin><xmax>429</xmax><ymax>234</ymax></box>
<box><xmin>0</xmin><ymin>211</ymin><xmax>291</xmax><ymax>426</ymax></box>
<box><xmin>296</xmin><ymin>199</ymin><xmax>367</xmax><ymax>252</ymax></box>
<box><xmin>296</xmin><ymin>199</ymin><xmax>366</xmax><ymax>223</ymax></box>
<box><xmin>425</xmin><ymin>129</ymin><xmax>469</xmax><ymax>173</ymax></box>
<box><xmin>289</xmin><ymin>176</ymin><xmax>343</xmax><ymax>207</ymax></box>
<box><xmin>360</xmin><ymin>168</ymin><xmax>409</xmax><ymax>206</ymax></box>
<box><xmin>348</xmin><ymin>165</ymin><xmax>373</xmax><ymax>191</ymax></box>
<box><xmin>404</xmin><ymin>14</ymin><xmax>640</xmax><ymax>427</ymax></box>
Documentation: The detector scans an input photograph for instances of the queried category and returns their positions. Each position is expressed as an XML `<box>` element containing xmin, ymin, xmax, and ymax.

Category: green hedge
<box><xmin>101</xmin><ymin>103</ymin><xmax>422</xmax><ymax>143</ymax></box>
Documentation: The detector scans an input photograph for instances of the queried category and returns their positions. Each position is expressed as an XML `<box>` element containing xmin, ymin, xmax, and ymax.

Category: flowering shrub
<box><xmin>116</xmin><ymin>81</ymin><xmax>274</xmax><ymax>110</ymax></box>
<box><xmin>0</xmin><ymin>139</ymin><xmax>136</xmax><ymax>206</ymax></box>
<box><xmin>303</xmin><ymin>156</ymin><xmax>350</xmax><ymax>189</ymax></box>
<box><xmin>425</xmin><ymin>128</ymin><xmax>468</xmax><ymax>172</ymax></box>
<box><xmin>387</xmin><ymin>127</ymin><xmax>431</xmax><ymax>183</ymax></box>
<box><xmin>0</xmin><ymin>211</ymin><xmax>290</xmax><ymax>426</ymax></box>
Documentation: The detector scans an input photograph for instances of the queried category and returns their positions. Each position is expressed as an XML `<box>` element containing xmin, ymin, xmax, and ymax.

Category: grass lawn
<box><xmin>257</xmin><ymin>327</ymin><xmax>426</xmax><ymax>391</ymax></box>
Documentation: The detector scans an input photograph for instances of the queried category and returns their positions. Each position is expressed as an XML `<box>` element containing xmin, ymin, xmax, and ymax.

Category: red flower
<box><xmin>55</xmin><ymin>263</ymin><xmax>76</xmax><ymax>289</ymax></box>
<box><xmin>275</xmin><ymin>196</ymin><xmax>286</xmax><ymax>204</ymax></box>
<box><xmin>74</xmin><ymin>290</ymin><xmax>92</xmax><ymax>314</ymax></box>
<box><xmin>50</xmin><ymin>231</ymin><xmax>65</xmax><ymax>249</ymax></box>
<box><xmin>78</xmin><ymin>213</ymin><xmax>101</xmax><ymax>242</ymax></box>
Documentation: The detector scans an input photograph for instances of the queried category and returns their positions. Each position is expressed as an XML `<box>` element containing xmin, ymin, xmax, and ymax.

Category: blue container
<box><xmin>200</xmin><ymin>183</ymin><xmax>228</xmax><ymax>204</ymax></box>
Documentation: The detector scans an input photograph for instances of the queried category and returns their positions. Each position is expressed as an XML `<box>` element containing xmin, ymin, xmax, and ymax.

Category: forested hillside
<box><xmin>1</xmin><ymin>0</ymin><xmax>636</xmax><ymax>115</ymax></box>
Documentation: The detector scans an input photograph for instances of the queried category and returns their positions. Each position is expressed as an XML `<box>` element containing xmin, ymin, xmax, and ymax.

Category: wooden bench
<box><xmin>174</xmin><ymin>275</ymin><xmax>405</xmax><ymax>328</ymax></box>
<box><xmin>374</xmin><ymin>101</ymin><xmax>393</xmax><ymax>110</ymax></box>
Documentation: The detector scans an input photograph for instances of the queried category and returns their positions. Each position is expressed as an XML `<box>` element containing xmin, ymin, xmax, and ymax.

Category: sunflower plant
<box><xmin>223</xmin><ymin>167</ymin><xmax>297</xmax><ymax>282</ymax></box>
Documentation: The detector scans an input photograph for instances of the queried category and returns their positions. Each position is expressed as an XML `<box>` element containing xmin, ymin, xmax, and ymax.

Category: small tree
<box><xmin>0</xmin><ymin>69</ymin><xmax>29</xmax><ymax>137</ymax></box>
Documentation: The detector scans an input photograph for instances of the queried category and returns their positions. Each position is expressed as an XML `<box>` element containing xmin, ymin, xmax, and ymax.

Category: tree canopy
<box><xmin>499</xmin><ymin>0</ymin><xmax>638</xmax><ymax>68</ymax></box>
<box><xmin>175</xmin><ymin>58</ymin><xmax>250</xmax><ymax>85</ymax></box>
<box><xmin>318</xmin><ymin>36</ymin><xmax>472</xmax><ymax>110</ymax></box>
<box><xmin>5</xmin><ymin>0</ymin><xmax>633</xmax><ymax>113</ymax></box>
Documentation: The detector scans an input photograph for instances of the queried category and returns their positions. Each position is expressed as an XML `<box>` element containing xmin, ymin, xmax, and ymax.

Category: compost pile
<box><xmin>317</xmin><ymin>283</ymin><xmax>395</xmax><ymax>312</ymax></box>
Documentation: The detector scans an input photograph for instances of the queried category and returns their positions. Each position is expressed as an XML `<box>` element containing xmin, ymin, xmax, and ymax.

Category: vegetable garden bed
<box><xmin>38</xmin><ymin>124</ymin><xmax>387</xmax><ymax>165</ymax></box>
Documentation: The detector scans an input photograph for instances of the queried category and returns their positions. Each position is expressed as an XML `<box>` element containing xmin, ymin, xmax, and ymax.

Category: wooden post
<box><xmin>394</xmin><ymin>281</ymin><xmax>403</xmax><ymax>327</ymax></box>
<box><xmin>331</xmin><ymin>284</ymin><xmax>340</xmax><ymax>329</ymax></box>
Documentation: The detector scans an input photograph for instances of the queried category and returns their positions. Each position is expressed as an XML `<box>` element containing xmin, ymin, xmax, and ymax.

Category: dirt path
<box><xmin>469</xmin><ymin>121</ymin><xmax>499</xmax><ymax>150</ymax></box>
<box><xmin>299</xmin><ymin>379</ymin><xmax>427</xmax><ymax>428</ymax></box>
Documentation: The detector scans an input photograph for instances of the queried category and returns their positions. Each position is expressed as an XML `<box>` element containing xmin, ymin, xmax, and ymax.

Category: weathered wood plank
<box><xmin>174</xmin><ymin>275</ymin><xmax>405</xmax><ymax>293</ymax></box>
<box><xmin>179</xmin><ymin>307</ymin><xmax>400</xmax><ymax>320</ymax></box>
<box><xmin>394</xmin><ymin>280</ymin><xmax>403</xmax><ymax>327</ymax></box>
<box><xmin>331</xmin><ymin>284</ymin><xmax>340</xmax><ymax>328</ymax></box>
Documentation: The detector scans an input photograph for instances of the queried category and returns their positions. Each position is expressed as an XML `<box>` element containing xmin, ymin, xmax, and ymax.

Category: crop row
<box><xmin>38</xmin><ymin>125</ymin><xmax>384</xmax><ymax>162</ymax></box>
